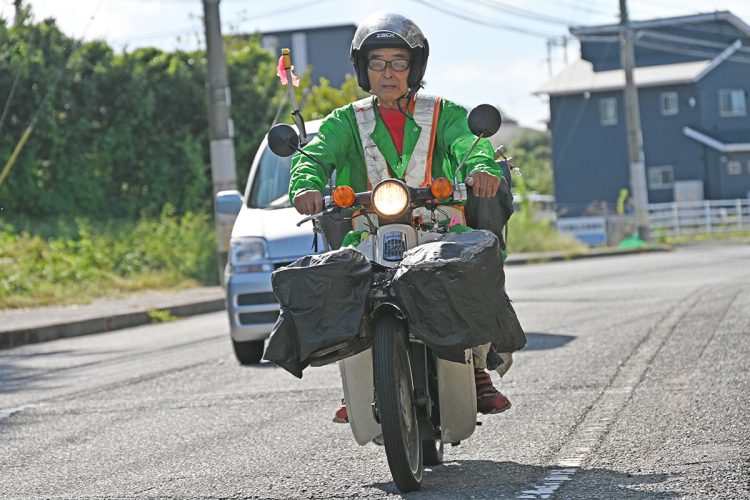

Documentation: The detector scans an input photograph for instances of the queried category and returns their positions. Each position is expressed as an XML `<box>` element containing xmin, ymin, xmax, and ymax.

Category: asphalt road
<box><xmin>1</xmin><ymin>243</ymin><xmax>748</xmax><ymax>499</ymax></box>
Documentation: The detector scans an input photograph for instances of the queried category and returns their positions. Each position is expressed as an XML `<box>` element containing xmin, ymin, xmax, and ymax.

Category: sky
<box><xmin>2</xmin><ymin>0</ymin><xmax>749</xmax><ymax>129</ymax></box>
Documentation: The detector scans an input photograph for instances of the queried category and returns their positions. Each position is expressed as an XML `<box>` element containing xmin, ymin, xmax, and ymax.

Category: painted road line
<box><xmin>516</xmin><ymin>288</ymin><xmax>707</xmax><ymax>499</ymax></box>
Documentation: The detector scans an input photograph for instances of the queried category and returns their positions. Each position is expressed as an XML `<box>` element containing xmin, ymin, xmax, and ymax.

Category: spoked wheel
<box><xmin>423</xmin><ymin>438</ymin><xmax>444</xmax><ymax>466</ymax></box>
<box><xmin>373</xmin><ymin>315</ymin><xmax>423</xmax><ymax>493</ymax></box>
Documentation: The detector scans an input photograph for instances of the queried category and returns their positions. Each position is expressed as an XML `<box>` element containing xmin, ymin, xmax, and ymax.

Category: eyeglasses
<box><xmin>367</xmin><ymin>58</ymin><xmax>410</xmax><ymax>72</ymax></box>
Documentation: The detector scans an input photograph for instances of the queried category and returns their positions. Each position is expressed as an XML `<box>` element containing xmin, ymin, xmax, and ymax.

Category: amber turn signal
<box><xmin>430</xmin><ymin>177</ymin><xmax>453</xmax><ymax>199</ymax></box>
<box><xmin>332</xmin><ymin>185</ymin><xmax>356</xmax><ymax>207</ymax></box>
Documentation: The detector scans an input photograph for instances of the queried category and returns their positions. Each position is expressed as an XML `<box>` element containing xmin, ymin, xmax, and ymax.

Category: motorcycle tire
<box><xmin>373</xmin><ymin>315</ymin><xmax>423</xmax><ymax>493</ymax></box>
<box><xmin>423</xmin><ymin>439</ymin><xmax>444</xmax><ymax>466</ymax></box>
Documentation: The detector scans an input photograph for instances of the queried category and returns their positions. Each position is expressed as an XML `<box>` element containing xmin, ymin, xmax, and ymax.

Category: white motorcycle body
<box><xmin>338</xmin><ymin>219</ymin><xmax>478</xmax><ymax>446</ymax></box>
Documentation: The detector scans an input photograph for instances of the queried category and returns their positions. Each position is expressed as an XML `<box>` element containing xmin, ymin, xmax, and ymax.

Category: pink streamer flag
<box><xmin>448</xmin><ymin>212</ymin><xmax>463</xmax><ymax>228</ymax></box>
<box><xmin>277</xmin><ymin>56</ymin><xmax>300</xmax><ymax>87</ymax></box>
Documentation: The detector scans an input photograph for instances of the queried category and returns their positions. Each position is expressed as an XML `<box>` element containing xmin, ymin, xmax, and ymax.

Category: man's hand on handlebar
<box><xmin>293</xmin><ymin>189</ymin><xmax>324</xmax><ymax>215</ymax></box>
<box><xmin>465</xmin><ymin>171</ymin><xmax>500</xmax><ymax>198</ymax></box>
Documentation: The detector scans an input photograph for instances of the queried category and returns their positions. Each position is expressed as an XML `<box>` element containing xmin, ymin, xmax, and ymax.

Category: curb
<box><xmin>0</xmin><ymin>298</ymin><xmax>225</xmax><ymax>350</ymax></box>
<box><xmin>505</xmin><ymin>245</ymin><xmax>670</xmax><ymax>265</ymax></box>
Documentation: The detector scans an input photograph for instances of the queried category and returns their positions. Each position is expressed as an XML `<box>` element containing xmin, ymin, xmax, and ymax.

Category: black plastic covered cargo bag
<box><xmin>263</xmin><ymin>248</ymin><xmax>372</xmax><ymax>378</ymax></box>
<box><xmin>393</xmin><ymin>230</ymin><xmax>526</xmax><ymax>361</ymax></box>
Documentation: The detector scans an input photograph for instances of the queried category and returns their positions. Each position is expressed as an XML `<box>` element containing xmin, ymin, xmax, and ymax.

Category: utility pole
<box><xmin>14</xmin><ymin>0</ymin><xmax>23</xmax><ymax>26</ymax></box>
<box><xmin>619</xmin><ymin>0</ymin><xmax>649</xmax><ymax>240</ymax></box>
<box><xmin>202</xmin><ymin>0</ymin><xmax>238</xmax><ymax>284</ymax></box>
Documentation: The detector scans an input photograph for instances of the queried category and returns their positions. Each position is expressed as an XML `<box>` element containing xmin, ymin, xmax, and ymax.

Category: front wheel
<box><xmin>373</xmin><ymin>315</ymin><xmax>423</xmax><ymax>493</ymax></box>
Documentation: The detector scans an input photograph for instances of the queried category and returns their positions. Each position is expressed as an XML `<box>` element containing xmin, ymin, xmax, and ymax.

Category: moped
<box><xmin>266</xmin><ymin>105</ymin><xmax>517</xmax><ymax>492</ymax></box>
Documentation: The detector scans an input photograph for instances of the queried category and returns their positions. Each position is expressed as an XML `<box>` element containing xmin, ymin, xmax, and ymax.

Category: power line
<box><xmin>576</xmin><ymin>31</ymin><xmax>750</xmax><ymax>65</ymax></box>
<box><xmin>231</xmin><ymin>0</ymin><xmax>332</xmax><ymax>29</ymax></box>
<box><xmin>535</xmin><ymin>0</ymin><xmax>614</xmax><ymax>18</ymax></box>
<box><xmin>628</xmin><ymin>0</ymin><xmax>701</xmax><ymax>16</ymax></box>
<box><xmin>410</xmin><ymin>0</ymin><xmax>557</xmax><ymax>38</ymax></box>
<box><xmin>111</xmin><ymin>0</ymin><xmax>239</xmax><ymax>3</ymax></box>
<box><xmin>638</xmin><ymin>29</ymin><xmax>750</xmax><ymax>55</ymax></box>
<box><xmin>112</xmin><ymin>0</ymin><xmax>330</xmax><ymax>45</ymax></box>
<box><xmin>469</xmin><ymin>0</ymin><xmax>578</xmax><ymax>26</ymax></box>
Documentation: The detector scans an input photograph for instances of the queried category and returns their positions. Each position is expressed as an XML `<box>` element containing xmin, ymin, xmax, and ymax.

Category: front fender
<box><xmin>371</xmin><ymin>301</ymin><xmax>406</xmax><ymax>322</ymax></box>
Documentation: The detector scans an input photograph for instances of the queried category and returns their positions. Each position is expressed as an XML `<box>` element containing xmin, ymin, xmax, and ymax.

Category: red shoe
<box><xmin>475</xmin><ymin>370</ymin><xmax>511</xmax><ymax>414</ymax></box>
<box><xmin>332</xmin><ymin>403</ymin><xmax>348</xmax><ymax>423</ymax></box>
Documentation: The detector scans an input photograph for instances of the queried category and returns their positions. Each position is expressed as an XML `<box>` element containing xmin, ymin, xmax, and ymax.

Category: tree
<box><xmin>510</xmin><ymin>130</ymin><xmax>554</xmax><ymax>195</ymax></box>
<box><xmin>301</xmin><ymin>75</ymin><xmax>367</xmax><ymax>121</ymax></box>
<box><xmin>0</xmin><ymin>12</ymin><xmax>286</xmax><ymax>219</ymax></box>
<box><xmin>0</xmin><ymin>6</ymin><xmax>365</xmax><ymax>221</ymax></box>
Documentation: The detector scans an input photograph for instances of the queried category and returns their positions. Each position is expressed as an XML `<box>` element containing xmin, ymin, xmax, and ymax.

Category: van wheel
<box><xmin>232</xmin><ymin>339</ymin><xmax>264</xmax><ymax>365</ymax></box>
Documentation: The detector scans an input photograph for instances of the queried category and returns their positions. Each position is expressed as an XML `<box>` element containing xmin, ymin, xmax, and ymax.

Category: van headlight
<box><xmin>229</xmin><ymin>237</ymin><xmax>272</xmax><ymax>273</ymax></box>
<box><xmin>372</xmin><ymin>179</ymin><xmax>410</xmax><ymax>219</ymax></box>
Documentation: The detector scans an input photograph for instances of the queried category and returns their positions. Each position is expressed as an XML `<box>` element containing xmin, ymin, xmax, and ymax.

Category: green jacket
<box><xmin>289</xmin><ymin>96</ymin><xmax>500</xmax><ymax>202</ymax></box>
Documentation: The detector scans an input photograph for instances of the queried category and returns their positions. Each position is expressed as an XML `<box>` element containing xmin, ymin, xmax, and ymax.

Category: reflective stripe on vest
<box><xmin>352</xmin><ymin>94</ymin><xmax>441</xmax><ymax>188</ymax></box>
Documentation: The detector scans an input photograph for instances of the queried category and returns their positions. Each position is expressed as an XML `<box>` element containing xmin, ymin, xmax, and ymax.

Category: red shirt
<box><xmin>378</xmin><ymin>105</ymin><xmax>406</xmax><ymax>155</ymax></box>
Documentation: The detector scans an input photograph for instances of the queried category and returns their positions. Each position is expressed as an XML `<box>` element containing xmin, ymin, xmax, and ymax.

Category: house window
<box><xmin>727</xmin><ymin>160</ymin><xmax>742</xmax><ymax>175</ymax></box>
<box><xmin>660</xmin><ymin>92</ymin><xmax>679</xmax><ymax>115</ymax></box>
<box><xmin>719</xmin><ymin>89</ymin><xmax>747</xmax><ymax>117</ymax></box>
<box><xmin>599</xmin><ymin>98</ymin><xmax>617</xmax><ymax>126</ymax></box>
<box><xmin>648</xmin><ymin>165</ymin><xmax>674</xmax><ymax>189</ymax></box>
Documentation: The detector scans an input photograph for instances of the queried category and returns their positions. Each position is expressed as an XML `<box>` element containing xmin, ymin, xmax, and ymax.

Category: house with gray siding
<box><xmin>256</xmin><ymin>24</ymin><xmax>357</xmax><ymax>88</ymax></box>
<box><xmin>536</xmin><ymin>11</ymin><xmax>750</xmax><ymax>217</ymax></box>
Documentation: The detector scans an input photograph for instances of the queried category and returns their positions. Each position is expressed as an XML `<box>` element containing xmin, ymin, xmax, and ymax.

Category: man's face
<box><xmin>366</xmin><ymin>47</ymin><xmax>411</xmax><ymax>105</ymax></box>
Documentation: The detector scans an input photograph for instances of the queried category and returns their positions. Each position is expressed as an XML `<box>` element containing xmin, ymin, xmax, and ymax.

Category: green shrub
<box><xmin>0</xmin><ymin>210</ymin><xmax>217</xmax><ymax>308</ymax></box>
<box><xmin>506</xmin><ymin>213</ymin><xmax>586</xmax><ymax>254</ymax></box>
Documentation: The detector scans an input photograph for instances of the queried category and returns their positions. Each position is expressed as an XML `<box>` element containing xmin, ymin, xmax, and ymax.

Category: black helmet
<box><xmin>350</xmin><ymin>12</ymin><xmax>429</xmax><ymax>92</ymax></box>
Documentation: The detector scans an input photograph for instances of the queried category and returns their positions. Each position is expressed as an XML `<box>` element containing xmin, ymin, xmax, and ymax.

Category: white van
<box><xmin>215</xmin><ymin>120</ymin><xmax>323</xmax><ymax>364</ymax></box>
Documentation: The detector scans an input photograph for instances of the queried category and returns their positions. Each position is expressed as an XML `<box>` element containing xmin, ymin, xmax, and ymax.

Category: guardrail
<box><xmin>648</xmin><ymin>199</ymin><xmax>750</xmax><ymax>237</ymax></box>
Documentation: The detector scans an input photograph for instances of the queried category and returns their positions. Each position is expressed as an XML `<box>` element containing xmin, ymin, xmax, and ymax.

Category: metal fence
<box><xmin>648</xmin><ymin>199</ymin><xmax>750</xmax><ymax>237</ymax></box>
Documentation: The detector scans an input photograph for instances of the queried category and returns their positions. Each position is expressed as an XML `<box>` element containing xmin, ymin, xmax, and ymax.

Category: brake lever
<box><xmin>296</xmin><ymin>206</ymin><xmax>337</xmax><ymax>227</ymax></box>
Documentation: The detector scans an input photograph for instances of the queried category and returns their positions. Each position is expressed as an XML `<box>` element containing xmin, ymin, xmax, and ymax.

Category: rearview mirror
<box><xmin>215</xmin><ymin>190</ymin><xmax>243</xmax><ymax>216</ymax></box>
<box><xmin>267</xmin><ymin>124</ymin><xmax>300</xmax><ymax>157</ymax></box>
<box><xmin>468</xmin><ymin>104</ymin><xmax>502</xmax><ymax>138</ymax></box>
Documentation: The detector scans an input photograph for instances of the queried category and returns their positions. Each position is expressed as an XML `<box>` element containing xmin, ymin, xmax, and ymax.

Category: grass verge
<box><xmin>506</xmin><ymin>212</ymin><xmax>587</xmax><ymax>255</ymax></box>
<box><xmin>0</xmin><ymin>205</ymin><xmax>217</xmax><ymax>309</ymax></box>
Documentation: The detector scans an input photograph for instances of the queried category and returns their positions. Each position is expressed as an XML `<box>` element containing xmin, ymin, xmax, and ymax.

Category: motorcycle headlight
<box><xmin>372</xmin><ymin>179</ymin><xmax>410</xmax><ymax>219</ymax></box>
<box><xmin>229</xmin><ymin>237</ymin><xmax>272</xmax><ymax>273</ymax></box>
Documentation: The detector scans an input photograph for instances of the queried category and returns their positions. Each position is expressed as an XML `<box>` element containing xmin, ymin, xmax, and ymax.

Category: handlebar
<box><xmin>296</xmin><ymin>182</ymin><xmax>469</xmax><ymax>226</ymax></box>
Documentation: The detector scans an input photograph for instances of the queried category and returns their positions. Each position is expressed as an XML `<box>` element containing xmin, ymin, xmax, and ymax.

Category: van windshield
<box><xmin>248</xmin><ymin>148</ymin><xmax>293</xmax><ymax>209</ymax></box>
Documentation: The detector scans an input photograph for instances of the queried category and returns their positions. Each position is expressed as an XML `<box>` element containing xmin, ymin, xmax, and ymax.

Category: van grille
<box><xmin>239</xmin><ymin>311</ymin><xmax>279</xmax><ymax>325</ymax></box>
<box><xmin>237</xmin><ymin>292</ymin><xmax>277</xmax><ymax>306</ymax></box>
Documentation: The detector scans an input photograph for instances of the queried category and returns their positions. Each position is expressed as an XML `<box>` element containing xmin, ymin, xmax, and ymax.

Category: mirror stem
<box><xmin>453</xmin><ymin>134</ymin><xmax>484</xmax><ymax>187</ymax></box>
<box><xmin>292</xmin><ymin>110</ymin><xmax>308</xmax><ymax>147</ymax></box>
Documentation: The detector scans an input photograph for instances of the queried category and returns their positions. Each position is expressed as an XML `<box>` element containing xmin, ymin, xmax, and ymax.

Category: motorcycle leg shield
<box><xmin>339</xmin><ymin>348</ymin><xmax>382</xmax><ymax>445</ymax></box>
<box><xmin>436</xmin><ymin>349</ymin><xmax>477</xmax><ymax>444</ymax></box>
